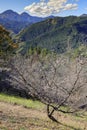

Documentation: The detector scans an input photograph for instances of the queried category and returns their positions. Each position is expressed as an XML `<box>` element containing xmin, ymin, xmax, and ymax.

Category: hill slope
<box><xmin>0</xmin><ymin>10</ymin><xmax>53</xmax><ymax>34</ymax></box>
<box><xmin>0</xmin><ymin>94</ymin><xmax>87</xmax><ymax>130</ymax></box>
<box><xmin>18</xmin><ymin>16</ymin><xmax>87</xmax><ymax>53</ymax></box>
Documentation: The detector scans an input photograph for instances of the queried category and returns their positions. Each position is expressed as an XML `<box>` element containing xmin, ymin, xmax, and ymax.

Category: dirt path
<box><xmin>0</xmin><ymin>101</ymin><xmax>87</xmax><ymax>130</ymax></box>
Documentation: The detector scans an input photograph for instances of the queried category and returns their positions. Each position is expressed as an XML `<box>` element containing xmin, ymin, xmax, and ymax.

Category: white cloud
<box><xmin>63</xmin><ymin>4</ymin><xmax>78</xmax><ymax>11</ymax></box>
<box><xmin>85</xmin><ymin>7</ymin><xmax>87</xmax><ymax>10</ymax></box>
<box><xmin>24</xmin><ymin>0</ymin><xmax>78</xmax><ymax>17</ymax></box>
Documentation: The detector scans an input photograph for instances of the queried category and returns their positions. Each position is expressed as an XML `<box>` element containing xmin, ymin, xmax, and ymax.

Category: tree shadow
<box><xmin>48</xmin><ymin>114</ymin><xmax>80</xmax><ymax>130</ymax></box>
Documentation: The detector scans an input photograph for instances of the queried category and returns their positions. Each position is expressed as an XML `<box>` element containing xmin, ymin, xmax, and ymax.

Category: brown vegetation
<box><xmin>9</xmin><ymin>54</ymin><xmax>87</xmax><ymax>122</ymax></box>
<box><xmin>0</xmin><ymin>101</ymin><xmax>87</xmax><ymax>130</ymax></box>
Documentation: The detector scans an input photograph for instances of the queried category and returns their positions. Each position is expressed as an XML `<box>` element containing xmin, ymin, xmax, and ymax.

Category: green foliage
<box><xmin>18</xmin><ymin>16</ymin><xmax>87</xmax><ymax>54</ymax></box>
<box><xmin>28</xmin><ymin>46</ymin><xmax>49</xmax><ymax>57</ymax></box>
<box><xmin>72</xmin><ymin>45</ymin><xmax>87</xmax><ymax>58</ymax></box>
<box><xmin>0</xmin><ymin>25</ymin><xmax>18</xmax><ymax>57</ymax></box>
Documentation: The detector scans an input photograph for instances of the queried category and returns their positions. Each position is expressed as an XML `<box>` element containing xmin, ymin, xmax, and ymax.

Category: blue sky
<box><xmin>0</xmin><ymin>0</ymin><xmax>87</xmax><ymax>17</ymax></box>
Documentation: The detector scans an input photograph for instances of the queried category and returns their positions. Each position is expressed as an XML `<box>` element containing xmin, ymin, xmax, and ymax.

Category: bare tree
<box><xmin>9</xmin><ymin>53</ymin><xmax>87</xmax><ymax>122</ymax></box>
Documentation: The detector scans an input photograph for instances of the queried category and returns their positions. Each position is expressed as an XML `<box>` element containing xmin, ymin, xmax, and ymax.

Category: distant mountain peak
<box><xmin>0</xmin><ymin>9</ymin><xmax>43</xmax><ymax>22</ymax></box>
<box><xmin>1</xmin><ymin>10</ymin><xmax>19</xmax><ymax>15</ymax></box>
<box><xmin>80</xmin><ymin>14</ymin><xmax>87</xmax><ymax>17</ymax></box>
<box><xmin>0</xmin><ymin>9</ymin><xmax>54</xmax><ymax>33</ymax></box>
<box><xmin>21</xmin><ymin>12</ymin><xmax>30</xmax><ymax>16</ymax></box>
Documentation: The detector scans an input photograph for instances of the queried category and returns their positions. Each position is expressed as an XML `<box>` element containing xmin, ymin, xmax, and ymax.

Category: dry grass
<box><xmin>0</xmin><ymin>94</ymin><xmax>87</xmax><ymax>130</ymax></box>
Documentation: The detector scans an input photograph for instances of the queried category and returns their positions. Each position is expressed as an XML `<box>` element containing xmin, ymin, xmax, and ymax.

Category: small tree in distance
<box><xmin>10</xmin><ymin>52</ymin><xmax>87</xmax><ymax>122</ymax></box>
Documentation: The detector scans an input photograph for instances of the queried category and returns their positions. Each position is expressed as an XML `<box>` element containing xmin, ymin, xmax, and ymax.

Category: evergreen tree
<box><xmin>0</xmin><ymin>25</ymin><xmax>17</xmax><ymax>58</ymax></box>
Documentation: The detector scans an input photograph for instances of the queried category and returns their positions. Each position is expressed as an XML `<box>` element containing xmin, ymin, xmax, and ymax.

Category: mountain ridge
<box><xmin>18</xmin><ymin>15</ymin><xmax>87</xmax><ymax>54</ymax></box>
<box><xmin>0</xmin><ymin>10</ymin><xmax>44</xmax><ymax>22</ymax></box>
<box><xmin>0</xmin><ymin>10</ymin><xmax>54</xmax><ymax>33</ymax></box>
<box><xmin>80</xmin><ymin>14</ymin><xmax>87</xmax><ymax>17</ymax></box>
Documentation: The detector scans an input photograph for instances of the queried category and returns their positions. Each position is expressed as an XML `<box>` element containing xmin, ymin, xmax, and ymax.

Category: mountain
<box><xmin>0</xmin><ymin>10</ymin><xmax>53</xmax><ymax>33</ymax></box>
<box><xmin>0</xmin><ymin>10</ymin><xmax>20</xmax><ymax>21</ymax></box>
<box><xmin>0</xmin><ymin>10</ymin><xmax>30</xmax><ymax>33</ymax></box>
<box><xmin>18</xmin><ymin>15</ymin><xmax>87</xmax><ymax>54</ymax></box>
<box><xmin>0</xmin><ymin>10</ymin><xmax>45</xmax><ymax>23</ymax></box>
<box><xmin>80</xmin><ymin>14</ymin><xmax>87</xmax><ymax>17</ymax></box>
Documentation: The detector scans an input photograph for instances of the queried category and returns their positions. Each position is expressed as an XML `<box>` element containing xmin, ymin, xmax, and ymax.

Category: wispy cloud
<box><xmin>24</xmin><ymin>0</ymin><xmax>78</xmax><ymax>17</ymax></box>
<box><xmin>85</xmin><ymin>7</ymin><xmax>87</xmax><ymax>10</ymax></box>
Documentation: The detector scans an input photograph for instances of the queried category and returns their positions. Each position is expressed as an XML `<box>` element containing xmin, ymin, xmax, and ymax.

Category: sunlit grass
<box><xmin>0</xmin><ymin>93</ymin><xmax>45</xmax><ymax>110</ymax></box>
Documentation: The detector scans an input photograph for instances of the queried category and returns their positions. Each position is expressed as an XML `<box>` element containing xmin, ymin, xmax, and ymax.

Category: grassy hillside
<box><xmin>0</xmin><ymin>93</ymin><xmax>44</xmax><ymax>110</ymax></box>
<box><xmin>0</xmin><ymin>93</ymin><xmax>87</xmax><ymax>130</ymax></box>
<box><xmin>18</xmin><ymin>16</ymin><xmax>87</xmax><ymax>54</ymax></box>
